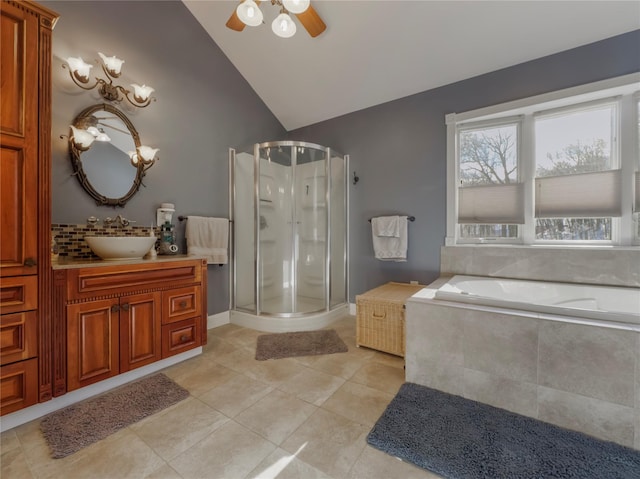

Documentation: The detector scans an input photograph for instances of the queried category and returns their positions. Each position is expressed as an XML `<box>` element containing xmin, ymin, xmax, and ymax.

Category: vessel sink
<box><xmin>85</xmin><ymin>236</ymin><xmax>156</xmax><ymax>260</ymax></box>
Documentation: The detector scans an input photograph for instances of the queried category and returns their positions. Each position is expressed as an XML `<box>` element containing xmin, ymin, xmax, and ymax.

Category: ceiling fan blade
<box><xmin>296</xmin><ymin>4</ymin><xmax>326</xmax><ymax>38</ymax></box>
<box><xmin>226</xmin><ymin>10</ymin><xmax>246</xmax><ymax>32</ymax></box>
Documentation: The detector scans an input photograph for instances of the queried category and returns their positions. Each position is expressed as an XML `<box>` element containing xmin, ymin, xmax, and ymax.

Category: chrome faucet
<box><xmin>104</xmin><ymin>214</ymin><xmax>134</xmax><ymax>227</ymax></box>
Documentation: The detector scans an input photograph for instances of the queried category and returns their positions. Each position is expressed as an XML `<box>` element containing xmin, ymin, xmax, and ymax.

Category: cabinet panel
<box><xmin>0</xmin><ymin>357</ymin><xmax>38</xmax><ymax>415</ymax></box>
<box><xmin>0</xmin><ymin>275</ymin><xmax>37</xmax><ymax>315</ymax></box>
<box><xmin>0</xmin><ymin>2</ymin><xmax>38</xmax><ymax>278</ymax></box>
<box><xmin>119</xmin><ymin>292</ymin><xmax>161</xmax><ymax>373</ymax></box>
<box><xmin>162</xmin><ymin>286</ymin><xmax>201</xmax><ymax>324</ymax></box>
<box><xmin>162</xmin><ymin>318</ymin><xmax>200</xmax><ymax>358</ymax></box>
<box><xmin>0</xmin><ymin>311</ymin><xmax>37</xmax><ymax>365</ymax></box>
<box><xmin>67</xmin><ymin>299</ymin><xmax>119</xmax><ymax>391</ymax></box>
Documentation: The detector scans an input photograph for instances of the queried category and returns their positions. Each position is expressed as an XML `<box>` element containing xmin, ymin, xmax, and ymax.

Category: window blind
<box><xmin>535</xmin><ymin>169</ymin><xmax>622</xmax><ymax>218</ymax></box>
<box><xmin>458</xmin><ymin>183</ymin><xmax>524</xmax><ymax>224</ymax></box>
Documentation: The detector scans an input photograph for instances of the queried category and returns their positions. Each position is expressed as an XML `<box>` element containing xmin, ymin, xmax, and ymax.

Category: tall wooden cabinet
<box><xmin>0</xmin><ymin>0</ymin><xmax>58</xmax><ymax>415</ymax></box>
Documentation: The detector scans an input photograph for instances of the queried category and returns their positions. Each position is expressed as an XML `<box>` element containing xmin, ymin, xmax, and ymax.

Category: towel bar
<box><xmin>368</xmin><ymin>216</ymin><xmax>415</xmax><ymax>223</ymax></box>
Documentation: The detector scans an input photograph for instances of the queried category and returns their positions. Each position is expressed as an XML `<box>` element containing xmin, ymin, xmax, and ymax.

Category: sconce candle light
<box><xmin>63</xmin><ymin>52</ymin><xmax>155</xmax><ymax>108</ymax></box>
<box><xmin>128</xmin><ymin>146</ymin><xmax>159</xmax><ymax>171</ymax></box>
<box><xmin>69</xmin><ymin>125</ymin><xmax>96</xmax><ymax>151</ymax></box>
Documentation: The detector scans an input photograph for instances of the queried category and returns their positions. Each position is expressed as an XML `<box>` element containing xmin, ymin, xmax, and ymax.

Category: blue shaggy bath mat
<box><xmin>367</xmin><ymin>383</ymin><xmax>640</xmax><ymax>479</ymax></box>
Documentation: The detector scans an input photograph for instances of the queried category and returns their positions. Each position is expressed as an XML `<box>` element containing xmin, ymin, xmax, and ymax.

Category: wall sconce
<box><xmin>128</xmin><ymin>146</ymin><xmax>159</xmax><ymax>171</ymax></box>
<box><xmin>63</xmin><ymin>52</ymin><xmax>156</xmax><ymax>108</ymax></box>
<box><xmin>68</xmin><ymin>125</ymin><xmax>96</xmax><ymax>151</ymax></box>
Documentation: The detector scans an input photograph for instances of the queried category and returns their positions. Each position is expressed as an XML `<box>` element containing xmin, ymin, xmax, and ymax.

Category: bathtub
<box><xmin>406</xmin><ymin>275</ymin><xmax>640</xmax><ymax>448</ymax></box>
<box><xmin>433</xmin><ymin>275</ymin><xmax>640</xmax><ymax>328</ymax></box>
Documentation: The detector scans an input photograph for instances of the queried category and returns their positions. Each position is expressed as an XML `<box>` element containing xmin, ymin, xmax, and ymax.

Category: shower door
<box><xmin>257</xmin><ymin>143</ymin><xmax>327</xmax><ymax>315</ymax></box>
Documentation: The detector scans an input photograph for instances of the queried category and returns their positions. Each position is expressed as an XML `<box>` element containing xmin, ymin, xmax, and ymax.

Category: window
<box><xmin>457</xmin><ymin>121</ymin><xmax>522</xmax><ymax>241</ymax></box>
<box><xmin>446</xmin><ymin>74</ymin><xmax>639</xmax><ymax>246</ymax></box>
<box><xmin>534</xmin><ymin>102</ymin><xmax>618</xmax><ymax>241</ymax></box>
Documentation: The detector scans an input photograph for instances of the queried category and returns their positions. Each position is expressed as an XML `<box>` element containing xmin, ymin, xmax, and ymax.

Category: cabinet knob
<box><xmin>180</xmin><ymin>334</ymin><xmax>189</xmax><ymax>342</ymax></box>
<box><xmin>121</xmin><ymin>303</ymin><xmax>130</xmax><ymax>311</ymax></box>
<box><xmin>179</xmin><ymin>300</ymin><xmax>187</xmax><ymax>309</ymax></box>
<box><xmin>24</xmin><ymin>257</ymin><xmax>37</xmax><ymax>267</ymax></box>
<box><xmin>110</xmin><ymin>304</ymin><xmax>120</xmax><ymax>313</ymax></box>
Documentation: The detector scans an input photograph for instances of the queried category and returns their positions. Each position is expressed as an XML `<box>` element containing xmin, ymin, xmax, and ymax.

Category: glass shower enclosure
<box><xmin>230</xmin><ymin>141</ymin><xmax>348</xmax><ymax>329</ymax></box>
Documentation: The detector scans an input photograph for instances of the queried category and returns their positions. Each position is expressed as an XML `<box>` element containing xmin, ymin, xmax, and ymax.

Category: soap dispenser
<box><xmin>158</xmin><ymin>221</ymin><xmax>178</xmax><ymax>255</ymax></box>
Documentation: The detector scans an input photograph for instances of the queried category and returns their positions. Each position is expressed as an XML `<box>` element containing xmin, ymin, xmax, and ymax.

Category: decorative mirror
<box><xmin>68</xmin><ymin>103</ymin><xmax>145</xmax><ymax>207</ymax></box>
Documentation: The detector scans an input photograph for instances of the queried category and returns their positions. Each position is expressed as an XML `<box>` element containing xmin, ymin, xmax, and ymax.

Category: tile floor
<box><xmin>1</xmin><ymin>315</ymin><xmax>441</xmax><ymax>479</ymax></box>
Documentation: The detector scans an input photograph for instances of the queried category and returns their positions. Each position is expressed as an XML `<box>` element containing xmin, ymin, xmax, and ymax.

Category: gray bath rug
<box><xmin>40</xmin><ymin>374</ymin><xmax>189</xmax><ymax>459</ymax></box>
<box><xmin>255</xmin><ymin>329</ymin><xmax>348</xmax><ymax>360</ymax></box>
<box><xmin>367</xmin><ymin>382</ymin><xmax>640</xmax><ymax>479</ymax></box>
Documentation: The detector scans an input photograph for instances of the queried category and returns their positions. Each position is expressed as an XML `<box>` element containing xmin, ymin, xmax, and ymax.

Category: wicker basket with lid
<box><xmin>356</xmin><ymin>282</ymin><xmax>425</xmax><ymax>357</ymax></box>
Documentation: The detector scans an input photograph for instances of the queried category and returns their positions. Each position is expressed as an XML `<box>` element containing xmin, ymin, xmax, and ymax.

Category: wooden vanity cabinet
<box><xmin>54</xmin><ymin>259</ymin><xmax>207</xmax><ymax>394</ymax></box>
<box><xmin>0</xmin><ymin>0</ymin><xmax>58</xmax><ymax>415</ymax></box>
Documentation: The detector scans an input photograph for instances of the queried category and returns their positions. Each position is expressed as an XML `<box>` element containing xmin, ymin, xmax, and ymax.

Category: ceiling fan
<box><xmin>226</xmin><ymin>0</ymin><xmax>326</xmax><ymax>38</ymax></box>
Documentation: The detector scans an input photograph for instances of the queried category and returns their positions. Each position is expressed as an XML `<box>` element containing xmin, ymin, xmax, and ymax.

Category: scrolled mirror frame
<box><xmin>68</xmin><ymin>103</ymin><xmax>145</xmax><ymax>207</ymax></box>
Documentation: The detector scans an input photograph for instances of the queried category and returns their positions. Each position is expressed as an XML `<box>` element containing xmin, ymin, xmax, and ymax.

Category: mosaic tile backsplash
<box><xmin>52</xmin><ymin>224</ymin><xmax>160</xmax><ymax>260</ymax></box>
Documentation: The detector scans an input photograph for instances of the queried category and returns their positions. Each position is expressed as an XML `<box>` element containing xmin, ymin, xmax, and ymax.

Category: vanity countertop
<box><xmin>51</xmin><ymin>254</ymin><xmax>204</xmax><ymax>270</ymax></box>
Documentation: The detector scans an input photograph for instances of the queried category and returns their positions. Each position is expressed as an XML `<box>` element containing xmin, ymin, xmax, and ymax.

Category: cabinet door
<box><xmin>67</xmin><ymin>298</ymin><xmax>119</xmax><ymax>391</ymax></box>
<box><xmin>0</xmin><ymin>1</ymin><xmax>39</xmax><ymax>278</ymax></box>
<box><xmin>119</xmin><ymin>292</ymin><xmax>161</xmax><ymax>372</ymax></box>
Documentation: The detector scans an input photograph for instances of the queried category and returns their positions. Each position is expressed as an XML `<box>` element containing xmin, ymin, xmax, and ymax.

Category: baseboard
<box><xmin>349</xmin><ymin>302</ymin><xmax>356</xmax><ymax>315</ymax></box>
<box><xmin>208</xmin><ymin>311</ymin><xmax>230</xmax><ymax>329</ymax></box>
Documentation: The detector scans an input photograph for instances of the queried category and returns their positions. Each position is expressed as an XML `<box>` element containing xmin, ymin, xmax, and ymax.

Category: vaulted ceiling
<box><xmin>183</xmin><ymin>1</ymin><xmax>640</xmax><ymax>131</ymax></box>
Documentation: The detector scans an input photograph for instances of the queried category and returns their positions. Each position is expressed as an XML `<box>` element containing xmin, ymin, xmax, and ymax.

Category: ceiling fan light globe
<box><xmin>237</xmin><ymin>0</ymin><xmax>263</xmax><ymax>27</ymax></box>
<box><xmin>272</xmin><ymin>13</ymin><xmax>296</xmax><ymax>38</ymax></box>
<box><xmin>282</xmin><ymin>0</ymin><xmax>309</xmax><ymax>14</ymax></box>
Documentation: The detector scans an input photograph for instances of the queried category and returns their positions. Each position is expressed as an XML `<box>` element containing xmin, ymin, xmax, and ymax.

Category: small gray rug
<box><xmin>368</xmin><ymin>382</ymin><xmax>640</xmax><ymax>479</ymax></box>
<box><xmin>255</xmin><ymin>329</ymin><xmax>348</xmax><ymax>360</ymax></box>
<box><xmin>40</xmin><ymin>374</ymin><xmax>189</xmax><ymax>458</ymax></box>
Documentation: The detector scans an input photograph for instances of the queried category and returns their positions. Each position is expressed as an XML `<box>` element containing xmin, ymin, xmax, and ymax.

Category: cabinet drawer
<box><xmin>65</xmin><ymin>260</ymin><xmax>203</xmax><ymax>301</ymax></box>
<box><xmin>162</xmin><ymin>286</ymin><xmax>201</xmax><ymax>324</ymax></box>
<box><xmin>0</xmin><ymin>275</ymin><xmax>37</xmax><ymax>314</ymax></box>
<box><xmin>1</xmin><ymin>311</ymin><xmax>37</xmax><ymax>365</ymax></box>
<box><xmin>0</xmin><ymin>358</ymin><xmax>38</xmax><ymax>416</ymax></box>
<box><xmin>162</xmin><ymin>317</ymin><xmax>200</xmax><ymax>358</ymax></box>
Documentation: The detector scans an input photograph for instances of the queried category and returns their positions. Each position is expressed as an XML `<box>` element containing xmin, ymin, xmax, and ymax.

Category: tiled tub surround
<box><xmin>52</xmin><ymin>223</ymin><xmax>160</xmax><ymax>260</ymax></box>
<box><xmin>405</xmin><ymin>279</ymin><xmax>640</xmax><ymax>449</ymax></box>
<box><xmin>440</xmin><ymin>245</ymin><xmax>640</xmax><ymax>288</ymax></box>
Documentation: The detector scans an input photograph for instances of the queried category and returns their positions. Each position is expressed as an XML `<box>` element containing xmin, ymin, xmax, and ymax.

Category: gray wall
<box><xmin>45</xmin><ymin>0</ymin><xmax>640</xmax><ymax>310</ymax></box>
<box><xmin>45</xmin><ymin>1</ymin><xmax>286</xmax><ymax>314</ymax></box>
<box><xmin>289</xmin><ymin>30</ymin><xmax>640</xmax><ymax>300</ymax></box>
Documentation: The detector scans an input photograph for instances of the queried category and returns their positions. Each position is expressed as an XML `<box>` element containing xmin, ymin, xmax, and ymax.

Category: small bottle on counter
<box><xmin>144</xmin><ymin>228</ymin><xmax>158</xmax><ymax>260</ymax></box>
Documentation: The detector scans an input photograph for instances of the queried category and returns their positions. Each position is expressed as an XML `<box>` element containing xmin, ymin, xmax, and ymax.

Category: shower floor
<box><xmin>236</xmin><ymin>294</ymin><xmax>326</xmax><ymax>315</ymax></box>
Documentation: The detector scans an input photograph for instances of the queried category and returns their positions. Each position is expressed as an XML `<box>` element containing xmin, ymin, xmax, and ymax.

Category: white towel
<box><xmin>371</xmin><ymin>215</ymin><xmax>408</xmax><ymax>262</ymax></box>
<box><xmin>186</xmin><ymin>216</ymin><xmax>229</xmax><ymax>264</ymax></box>
<box><xmin>371</xmin><ymin>216</ymin><xmax>400</xmax><ymax>237</ymax></box>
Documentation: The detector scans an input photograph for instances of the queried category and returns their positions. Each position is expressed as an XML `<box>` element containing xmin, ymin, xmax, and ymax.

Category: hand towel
<box><xmin>185</xmin><ymin>216</ymin><xmax>229</xmax><ymax>264</ymax></box>
<box><xmin>371</xmin><ymin>215</ymin><xmax>408</xmax><ymax>262</ymax></box>
<box><xmin>371</xmin><ymin>216</ymin><xmax>400</xmax><ymax>237</ymax></box>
